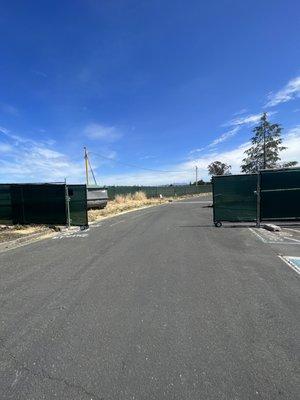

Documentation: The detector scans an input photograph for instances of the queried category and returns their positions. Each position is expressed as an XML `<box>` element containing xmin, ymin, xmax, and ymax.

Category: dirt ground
<box><xmin>0</xmin><ymin>225</ymin><xmax>52</xmax><ymax>243</ymax></box>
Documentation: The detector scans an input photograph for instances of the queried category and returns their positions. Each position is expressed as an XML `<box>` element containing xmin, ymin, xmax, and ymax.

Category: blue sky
<box><xmin>0</xmin><ymin>0</ymin><xmax>300</xmax><ymax>185</ymax></box>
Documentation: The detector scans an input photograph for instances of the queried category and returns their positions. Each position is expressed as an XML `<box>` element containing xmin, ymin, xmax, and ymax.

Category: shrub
<box><xmin>132</xmin><ymin>191</ymin><xmax>147</xmax><ymax>201</ymax></box>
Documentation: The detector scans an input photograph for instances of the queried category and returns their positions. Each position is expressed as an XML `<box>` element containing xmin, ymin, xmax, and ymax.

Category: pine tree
<box><xmin>241</xmin><ymin>113</ymin><xmax>297</xmax><ymax>173</ymax></box>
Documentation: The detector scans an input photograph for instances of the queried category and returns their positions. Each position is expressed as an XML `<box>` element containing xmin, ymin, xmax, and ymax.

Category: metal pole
<box><xmin>84</xmin><ymin>147</ymin><xmax>89</xmax><ymax>186</ymax></box>
<box><xmin>256</xmin><ymin>172</ymin><xmax>261</xmax><ymax>228</ymax></box>
<box><xmin>195</xmin><ymin>166</ymin><xmax>198</xmax><ymax>185</ymax></box>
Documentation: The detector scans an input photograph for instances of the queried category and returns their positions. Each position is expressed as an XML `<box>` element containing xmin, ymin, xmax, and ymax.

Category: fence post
<box><xmin>65</xmin><ymin>181</ymin><xmax>71</xmax><ymax>228</ymax></box>
<box><xmin>256</xmin><ymin>172</ymin><xmax>261</xmax><ymax>228</ymax></box>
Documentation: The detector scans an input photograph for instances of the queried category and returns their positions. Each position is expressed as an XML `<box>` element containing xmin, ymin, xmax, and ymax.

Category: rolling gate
<box><xmin>0</xmin><ymin>183</ymin><xmax>88</xmax><ymax>227</ymax></box>
<box><xmin>212</xmin><ymin>168</ymin><xmax>300</xmax><ymax>226</ymax></box>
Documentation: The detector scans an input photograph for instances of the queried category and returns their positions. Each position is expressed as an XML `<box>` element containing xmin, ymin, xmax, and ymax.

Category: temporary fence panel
<box><xmin>10</xmin><ymin>184</ymin><xmax>67</xmax><ymax>225</ymax></box>
<box><xmin>213</xmin><ymin>175</ymin><xmax>257</xmax><ymax>223</ymax></box>
<box><xmin>68</xmin><ymin>184</ymin><xmax>88</xmax><ymax>226</ymax></box>
<box><xmin>260</xmin><ymin>168</ymin><xmax>300</xmax><ymax>221</ymax></box>
<box><xmin>0</xmin><ymin>183</ymin><xmax>88</xmax><ymax>227</ymax></box>
<box><xmin>0</xmin><ymin>185</ymin><xmax>13</xmax><ymax>224</ymax></box>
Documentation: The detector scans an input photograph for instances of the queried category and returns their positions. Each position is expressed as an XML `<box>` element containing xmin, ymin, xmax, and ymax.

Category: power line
<box><xmin>87</xmin><ymin>157</ymin><xmax>98</xmax><ymax>185</ymax></box>
<box><xmin>88</xmin><ymin>151</ymin><xmax>192</xmax><ymax>174</ymax></box>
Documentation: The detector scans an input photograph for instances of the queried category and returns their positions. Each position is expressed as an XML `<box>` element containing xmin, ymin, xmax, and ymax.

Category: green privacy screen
<box><xmin>68</xmin><ymin>185</ymin><xmax>88</xmax><ymax>226</ymax></box>
<box><xmin>260</xmin><ymin>168</ymin><xmax>300</xmax><ymax>220</ymax></box>
<box><xmin>213</xmin><ymin>174</ymin><xmax>257</xmax><ymax>223</ymax></box>
<box><xmin>106</xmin><ymin>184</ymin><xmax>212</xmax><ymax>199</ymax></box>
<box><xmin>0</xmin><ymin>185</ymin><xmax>13</xmax><ymax>224</ymax></box>
<box><xmin>0</xmin><ymin>183</ymin><xmax>88</xmax><ymax>226</ymax></box>
<box><xmin>10</xmin><ymin>184</ymin><xmax>67</xmax><ymax>225</ymax></box>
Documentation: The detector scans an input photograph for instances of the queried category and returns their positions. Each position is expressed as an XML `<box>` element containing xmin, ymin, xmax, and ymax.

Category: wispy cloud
<box><xmin>233</xmin><ymin>108</ymin><xmax>248</xmax><ymax>116</ymax></box>
<box><xmin>0</xmin><ymin>143</ymin><xmax>13</xmax><ymax>153</ymax></box>
<box><xmin>266</xmin><ymin>76</ymin><xmax>300</xmax><ymax>107</ymax></box>
<box><xmin>224</xmin><ymin>111</ymin><xmax>277</xmax><ymax>128</ymax></box>
<box><xmin>0</xmin><ymin>103</ymin><xmax>19</xmax><ymax>116</ymax></box>
<box><xmin>224</xmin><ymin>113</ymin><xmax>261</xmax><ymax>127</ymax></box>
<box><xmin>32</xmin><ymin>69</ymin><xmax>48</xmax><ymax>78</ymax></box>
<box><xmin>84</xmin><ymin>123</ymin><xmax>122</xmax><ymax>141</ymax></box>
<box><xmin>0</xmin><ymin>126</ymin><xmax>10</xmax><ymax>135</ymax></box>
<box><xmin>207</xmin><ymin>127</ymin><xmax>240</xmax><ymax>147</ymax></box>
<box><xmin>189</xmin><ymin>127</ymin><xmax>240</xmax><ymax>155</ymax></box>
<box><xmin>139</xmin><ymin>155</ymin><xmax>156</xmax><ymax>160</ymax></box>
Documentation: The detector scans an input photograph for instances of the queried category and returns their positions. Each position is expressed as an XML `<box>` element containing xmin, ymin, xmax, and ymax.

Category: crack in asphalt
<box><xmin>2</xmin><ymin>348</ymin><xmax>103</xmax><ymax>400</ymax></box>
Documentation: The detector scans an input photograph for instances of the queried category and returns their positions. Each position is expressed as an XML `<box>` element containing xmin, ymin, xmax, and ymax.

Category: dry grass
<box><xmin>88</xmin><ymin>191</ymin><xmax>166</xmax><ymax>222</ymax></box>
<box><xmin>0</xmin><ymin>224</ymin><xmax>50</xmax><ymax>243</ymax></box>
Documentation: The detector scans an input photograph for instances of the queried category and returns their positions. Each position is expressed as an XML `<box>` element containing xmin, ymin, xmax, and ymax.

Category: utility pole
<box><xmin>84</xmin><ymin>147</ymin><xmax>89</xmax><ymax>186</ymax></box>
<box><xmin>195</xmin><ymin>166</ymin><xmax>198</xmax><ymax>185</ymax></box>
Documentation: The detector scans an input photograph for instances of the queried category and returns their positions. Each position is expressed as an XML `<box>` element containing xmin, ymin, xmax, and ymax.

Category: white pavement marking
<box><xmin>287</xmin><ymin>237</ymin><xmax>300</xmax><ymax>244</ymax></box>
<box><xmin>249</xmin><ymin>228</ymin><xmax>268</xmax><ymax>243</ymax></box>
<box><xmin>284</xmin><ymin>227</ymin><xmax>300</xmax><ymax>234</ymax></box>
<box><xmin>278</xmin><ymin>256</ymin><xmax>300</xmax><ymax>276</ymax></box>
<box><xmin>248</xmin><ymin>228</ymin><xmax>300</xmax><ymax>245</ymax></box>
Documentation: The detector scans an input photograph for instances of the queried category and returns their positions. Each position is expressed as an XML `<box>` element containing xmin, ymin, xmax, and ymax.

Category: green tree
<box><xmin>208</xmin><ymin>161</ymin><xmax>231</xmax><ymax>176</ymax></box>
<box><xmin>241</xmin><ymin>113</ymin><xmax>297</xmax><ymax>173</ymax></box>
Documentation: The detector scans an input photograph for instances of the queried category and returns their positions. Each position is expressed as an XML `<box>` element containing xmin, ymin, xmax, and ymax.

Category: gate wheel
<box><xmin>214</xmin><ymin>221</ymin><xmax>222</xmax><ymax>227</ymax></box>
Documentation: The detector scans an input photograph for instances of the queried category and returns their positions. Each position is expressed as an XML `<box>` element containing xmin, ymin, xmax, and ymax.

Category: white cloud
<box><xmin>224</xmin><ymin>111</ymin><xmax>277</xmax><ymax>128</ymax></box>
<box><xmin>0</xmin><ymin>128</ymin><xmax>84</xmax><ymax>183</ymax></box>
<box><xmin>279</xmin><ymin>126</ymin><xmax>300</xmax><ymax>163</ymax></box>
<box><xmin>207</xmin><ymin>127</ymin><xmax>240</xmax><ymax>148</ymax></box>
<box><xmin>189</xmin><ymin>127</ymin><xmax>240</xmax><ymax>156</ymax></box>
<box><xmin>84</xmin><ymin>123</ymin><xmax>121</xmax><ymax>141</ymax></box>
<box><xmin>0</xmin><ymin>143</ymin><xmax>12</xmax><ymax>153</ymax></box>
<box><xmin>266</xmin><ymin>76</ymin><xmax>300</xmax><ymax>107</ymax></box>
<box><xmin>227</xmin><ymin>113</ymin><xmax>262</xmax><ymax>126</ymax></box>
<box><xmin>225</xmin><ymin>113</ymin><xmax>258</xmax><ymax>127</ymax></box>
<box><xmin>189</xmin><ymin>147</ymin><xmax>206</xmax><ymax>154</ymax></box>
<box><xmin>0</xmin><ymin>126</ymin><xmax>10</xmax><ymax>135</ymax></box>
<box><xmin>233</xmin><ymin>108</ymin><xmax>248</xmax><ymax>116</ymax></box>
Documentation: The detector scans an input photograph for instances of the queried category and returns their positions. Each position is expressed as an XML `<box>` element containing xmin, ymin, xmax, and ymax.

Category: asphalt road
<box><xmin>0</xmin><ymin>197</ymin><xmax>299</xmax><ymax>399</ymax></box>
